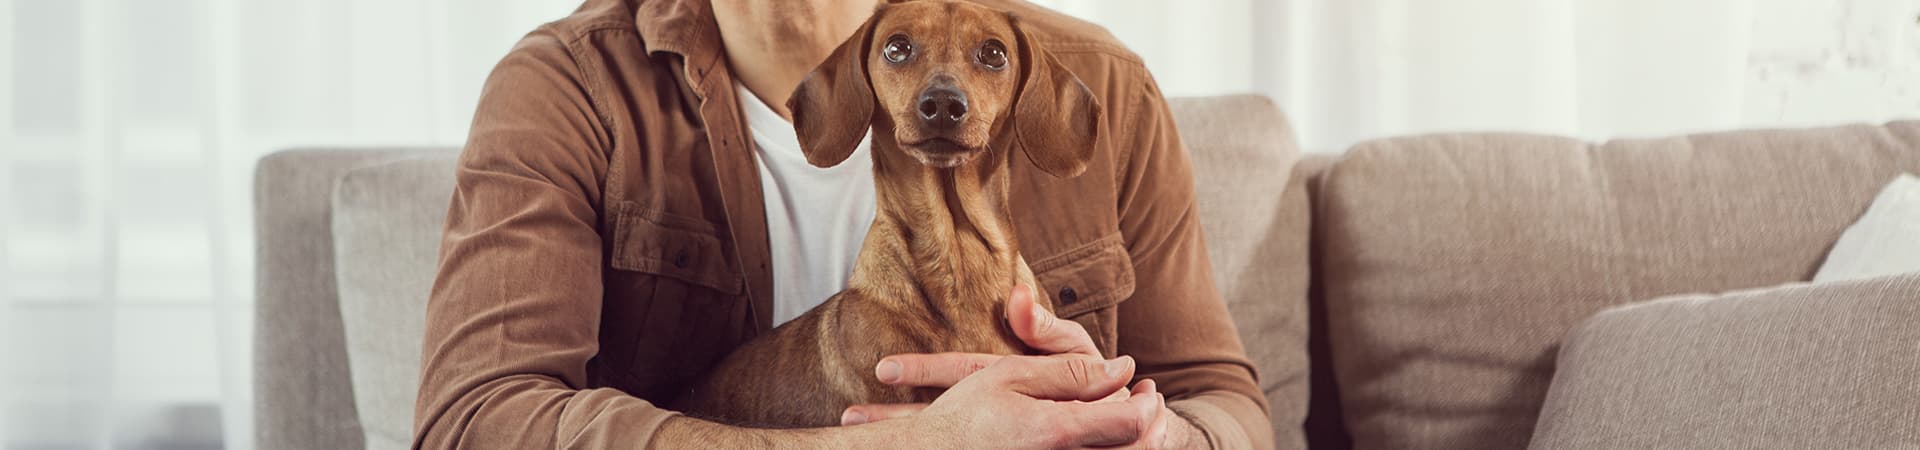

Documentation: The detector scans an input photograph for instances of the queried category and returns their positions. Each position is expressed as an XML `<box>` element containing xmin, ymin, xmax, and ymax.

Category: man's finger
<box><xmin>1129</xmin><ymin>379</ymin><xmax>1170</xmax><ymax>449</ymax></box>
<box><xmin>839</xmin><ymin>403</ymin><xmax>927</xmax><ymax>426</ymax></box>
<box><xmin>1122</xmin><ymin>377</ymin><xmax>1156</xmax><ymax>402</ymax></box>
<box><xmin>1090</xmin><ymin>375</ymin><xmax>1153</xmax><ymax>404</ymax></box>
<box><xmin>1005</xmin><ymin>284</ymin><xmax>1101</xmax><ymax>357</ymax></box>
<box><xmin>875</xmin><ymin>352</ymin><xmax>1005</xmax><ymax>387</ymax></box>
<box><xmin>1052</xmin><ymin>389</ymin><xmax>1163</xmax><ymax>448</ymax></box>
<box><xmin>1137</xmin><ymin>399</ymin><xmax>1171</xmax><ymax>450</ymax></box>
<box><xmin>987</xmin><ymin>355</ymin><xmax>1135</xmax><ymax>402</ymax></box>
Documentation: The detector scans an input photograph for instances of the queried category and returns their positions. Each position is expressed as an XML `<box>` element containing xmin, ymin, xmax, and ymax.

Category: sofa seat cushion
<box><xmin>1530</xmin><ymin>272</ymin><xmax>1920</xmax><ymax>448</ymax></box>
<box><xmin>1316</xmin><ymin>122</ymin><xmax>1920</xmax><ymax>448</ymax></box>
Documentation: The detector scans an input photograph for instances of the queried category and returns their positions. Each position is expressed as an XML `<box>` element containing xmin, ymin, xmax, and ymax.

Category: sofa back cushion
<box><xmin>253</xmin><ymin>147</ymin><xmax>450</xmax><ymax>450</ymax></box>
<box><xmin>1315</xmin><ymin>122</ymin><xmax>1920</xmax><ymax>448</ymax></box>
<box><xmin>1169</xmin><ymin>95</ymin><xmax>1309</xmax><ymax>448</ymax></box>
<box><xmin>332</xmin><ymin>154</ymin><xmax>459</xmax><ymax>449</ymax></box>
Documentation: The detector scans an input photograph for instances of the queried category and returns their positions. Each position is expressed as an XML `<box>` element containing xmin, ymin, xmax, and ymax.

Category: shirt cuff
<box><xmin>1168</xmin><ymin>391</ymin><xmax>1273</xmax><ymax>450</ymax></box>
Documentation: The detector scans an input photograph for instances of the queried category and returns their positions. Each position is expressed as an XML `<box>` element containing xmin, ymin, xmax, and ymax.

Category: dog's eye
<box><xmin>883</xmin><ymin>35</ymin><xmax>913</xmax><ymax>64</ymax></box>
<box><xmin>977</xmin><ymin>40</ymin><xmax>1008</xmax><ymax>71</ymax></box>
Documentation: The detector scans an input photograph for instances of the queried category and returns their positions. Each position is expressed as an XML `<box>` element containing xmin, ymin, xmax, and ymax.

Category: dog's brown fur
<box><xmin>670</xmin><ymin>0</ymin><xmax>1105</xmax><ymax>427</ymax></box>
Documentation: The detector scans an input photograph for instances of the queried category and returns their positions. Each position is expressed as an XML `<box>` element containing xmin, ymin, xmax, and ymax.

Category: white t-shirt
<box><xmin>737</xmin><ymin>83</ymin><xmax>877</xmax><ymax>326</ymax></box>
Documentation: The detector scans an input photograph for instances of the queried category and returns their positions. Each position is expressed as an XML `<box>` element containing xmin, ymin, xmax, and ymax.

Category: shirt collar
<box><xmin>635</xmin><ymin>0</ymin><xmax>727</xmax><ymax>91</ymax></box>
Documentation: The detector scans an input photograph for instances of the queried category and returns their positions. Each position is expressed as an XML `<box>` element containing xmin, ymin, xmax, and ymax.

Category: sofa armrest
<box><xmin>1530</xmin><ymin>272</ymin><xmax>1920</xmax><ymax>449</ymax></box>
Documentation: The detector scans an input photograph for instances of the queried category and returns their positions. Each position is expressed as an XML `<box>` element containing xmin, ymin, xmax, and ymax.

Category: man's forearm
<box><xmin>649</xmin><ymin>415</ymin><xmax>915</xmax><ymax>449</ymax></box>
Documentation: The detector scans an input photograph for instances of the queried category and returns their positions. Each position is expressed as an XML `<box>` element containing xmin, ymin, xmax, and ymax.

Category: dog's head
<box><xmin>787</xmin><ymin>0</ymin><xmax>1104</xmax><ymax>178</ymax></box>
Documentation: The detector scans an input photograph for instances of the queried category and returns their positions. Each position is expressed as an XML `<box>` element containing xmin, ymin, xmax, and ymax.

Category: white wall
<box><xmin>2</xmin><ymin>1</ymin><xmax>1916</xmax><ymax>449</ymax></box>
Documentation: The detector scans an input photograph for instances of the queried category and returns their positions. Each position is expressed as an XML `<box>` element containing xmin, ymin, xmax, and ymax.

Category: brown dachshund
<box><xmin>671</xmin><ymin>0</ymin><xmax>1105</xmax><ymax>427</ymax></box>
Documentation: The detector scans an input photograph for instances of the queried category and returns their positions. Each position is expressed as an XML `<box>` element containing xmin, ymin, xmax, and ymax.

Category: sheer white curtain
<box><xmin>2</xmin><ymin>0</ymin><xmax>579</xmax><ymax>448</ymax></box>
<box><xmin>3</xmin><ymin>0</ymin><xmax>1915</xmax><ymax>449</ymax></box>
<box><xmin>1042</xmin><ymin>0</ymin><xmax>1920</xmax><ymax>152</ymax></box>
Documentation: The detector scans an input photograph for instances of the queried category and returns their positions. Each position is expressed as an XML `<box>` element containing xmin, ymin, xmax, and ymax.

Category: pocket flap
<box><xmin>610</xmin><ymin>202</ymin><xmax>744</xmax><ymax>295</ymax></box>
<box><xmin>1032</xmin><ymin>233</ymin><xmax>1136</xmax><ymax>318</ymax></box>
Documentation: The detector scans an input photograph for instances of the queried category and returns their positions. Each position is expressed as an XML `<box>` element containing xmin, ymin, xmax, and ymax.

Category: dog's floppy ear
<box><xmin>786</xmin><ymin>6</ymin><xmax>884</xmax><ymax>168</ymax></box>
<box><xmin>1007</xmin><ymin>14</ymin><xmax>1104</xmax><ymax>179</ymax></box>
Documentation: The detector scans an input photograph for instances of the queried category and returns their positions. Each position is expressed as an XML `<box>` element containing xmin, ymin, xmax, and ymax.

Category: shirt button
<box><xmin>1057</xmin><ymin>287</ymin><xmax>1079</xmax><ymax>305</ymax></box>
<box><xmin>673</xmin><ymin>251</ymin><xmax>691</xmax><ymax>269</ymax></box>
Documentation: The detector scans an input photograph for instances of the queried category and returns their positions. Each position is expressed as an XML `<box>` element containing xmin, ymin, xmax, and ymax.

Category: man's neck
<box><xmin>712</xmin><ymin>0</ymin><xmax>879</xmax><ymax>120</ymax></box>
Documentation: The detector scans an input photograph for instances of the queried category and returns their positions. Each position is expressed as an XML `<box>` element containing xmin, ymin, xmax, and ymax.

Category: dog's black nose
<box><xmin>916</xmin><ymin>86</ymin><xmax>968</xmax><ymax>130</ymax></box>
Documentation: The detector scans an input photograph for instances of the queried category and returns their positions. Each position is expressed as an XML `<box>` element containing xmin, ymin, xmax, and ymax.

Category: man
<box><xmin>412</xmin><ymin>0</ymin><xmax>1273</xmax><ymax>448</ymax></box>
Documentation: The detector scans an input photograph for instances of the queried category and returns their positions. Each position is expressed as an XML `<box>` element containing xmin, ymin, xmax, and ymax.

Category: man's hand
<box><xmin>654</xmin><ymin>351</ymin><xmax>1161</xmax><ymax>449</ymax></box>
<box><xmin>897</xmin><ymin>354</ymin><xmax>1165</xmax><ymax>448</ymax></box>
<box><xmin>841</xmin><ymin>285</ymin><xmax>1202</xmax><ymax>449</ymax></box>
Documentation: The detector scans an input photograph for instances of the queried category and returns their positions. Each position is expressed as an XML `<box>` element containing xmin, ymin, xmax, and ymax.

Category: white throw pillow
<box><xmin>1814</xmin><ymin>173</ymin><xmax>1920</xmax><ymax>283</ymax></box>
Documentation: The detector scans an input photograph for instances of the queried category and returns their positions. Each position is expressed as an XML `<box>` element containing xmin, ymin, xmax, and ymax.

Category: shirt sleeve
<box><xmin>1111</xmin><ymin>75</ymin><xmax>1277</xmax><ymax>450</ymax></box>
<box><xmin>411</xmin><ymin>30</ymin><xmax>680</xmax><ymax>449</ymax></box>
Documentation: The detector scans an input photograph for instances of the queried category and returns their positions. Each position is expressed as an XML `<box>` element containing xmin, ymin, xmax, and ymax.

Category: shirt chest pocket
<box><xmin>610</xmin><ymin>203</ymin><xmax>744</xmax><ymax>295</ymax></box>
<box><xmin>1030</xmin><ymin>233</ymin><xmax>1136</xmax><ymax>356</ymax></box>
<box><xmin>604</xmin><ymin>202</ymin><xmax>746</xmax><ymax>396</ymax></box>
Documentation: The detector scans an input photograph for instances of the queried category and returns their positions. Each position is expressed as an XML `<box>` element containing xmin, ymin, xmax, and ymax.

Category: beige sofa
<box><xmin>254</xmin><ymin>95</ymin><xmax>1920</xmax><ymax>449</ymax></box>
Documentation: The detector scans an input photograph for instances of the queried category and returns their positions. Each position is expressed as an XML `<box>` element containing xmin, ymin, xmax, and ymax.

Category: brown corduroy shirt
<box><xmin>412</xmin><ymin>0</ymin><xmax>1272</xmax><ymax>448</ymax></box>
